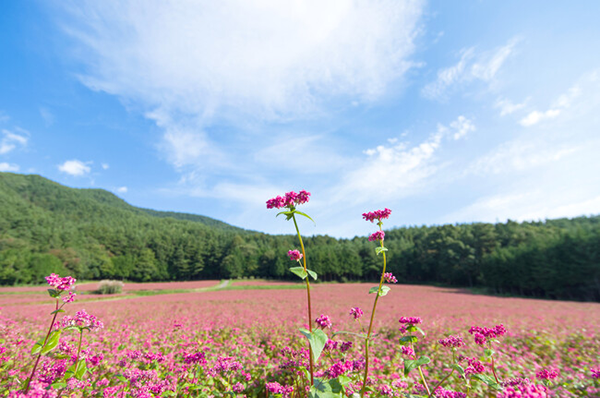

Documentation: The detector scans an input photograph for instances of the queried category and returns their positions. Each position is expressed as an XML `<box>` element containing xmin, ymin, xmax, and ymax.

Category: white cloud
<box><xmin>58</xmin><ymin>159</ymin><xmax>92</xmax><ymax>176</ymax></box>
<box><xmin>494</xmin><ymin>97</ymin><xmax>527</xmax><ymax>116</ymax></box>
<box><xmin>0</xmin><ymin>111</ymin><xmax>9</xmax><ymax>123</ymax></box>
<box><xmin>0</xmin><ymin>162</ymin><xmax>19</xmax><ymax>172</ymax></box>
<box><xmin>0</xmin><ymin>129</ymin><xmax>29</xmax><ymax>155</ymax></box>
<box><xmin>422</xmin><ymin>38</ymin><xmax>518</xmax><ymax>100</ymax></box>
<box><xmin>519</xmin><ymin>109</ymin><xmax>561</xmax><ymax>127</ymax></box>
<box><xmin>56</xmin><ymin>0</ymin><xmax>424</xmax><ymax>169</ymax></box>
<box><xmin>101</xmin><ymin>163</ymin><xmax>109</xmax><ymax>170</ymax></box>
<box><xmin>116</xmin><ymin>186</ymin><xmax>128</xmax><ymax>193</ymax></box>
<box><xmin>449</xmin><ymin>115</ymin><xmax>475</xmax><ymax>140</ymax></box>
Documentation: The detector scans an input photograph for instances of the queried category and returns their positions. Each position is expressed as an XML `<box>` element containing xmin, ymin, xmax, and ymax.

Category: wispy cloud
<box><xmin>0</xmin><ymin>162</ymin><xmax>19</xmax><ymax>172</ymax></box>
<box><xmin>58</xmin><ymin>159</ymin><xmax>92</xmax><ymax>176</ymax></box>
<box><xmin>116</xmin><ymin>186</ymin><xmax>127</xmax><ymax>193</ymax></box>
<box><xmin>56</xmin><ymin>0</ymin><xmax>424</xmax><ymax>172</ymax></box>
<box><xmin>494</xmin><ymin>97</ymin><xmax>528</xmax><ymax>116</ymax></box>
<box><xmin>0</xmin><ymin>128</ymin><xmax>29</xmax><ymax>155</ymax></box>
<box><xmin>422</xmin><ymin>38</ymin><xmax>518</xmax><ymax>100</ymax></box>
<box><xmin>40</xmin><ymin>107</ymin><xmax>55</xmax><ymax>127</ymax></box>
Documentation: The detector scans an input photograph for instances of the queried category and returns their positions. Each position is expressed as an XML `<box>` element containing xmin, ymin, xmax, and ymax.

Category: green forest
<box><xmin>1</xmin><ymin>172</ymin><xmax>599</xmax><ymax>301</ymax></box>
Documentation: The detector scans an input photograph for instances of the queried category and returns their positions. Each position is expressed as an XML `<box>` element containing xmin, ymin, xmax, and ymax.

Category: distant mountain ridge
<box><xmin>1</xmin><ymin>172</ymin><xmax>599</xmax><ymax>301</ymax></box>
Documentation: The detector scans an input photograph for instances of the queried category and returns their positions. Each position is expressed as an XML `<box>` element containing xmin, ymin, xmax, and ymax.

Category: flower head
<box><xmin>536</xmin><ymin>368</ymin><xmax>559</xmax><ymax>380</ymax></box>
<box><xmin>399</xmin><ymin>316</ymin><xmax>422</xmax><ymax>325</ymax></box>
<box><xmin>368</xmin><ymin>230</ymin><xmax>385</xmax><ymax>242</ymax></box>
<box><xmin>362</xmin><ymin>208</ymin><xmax>392</xmax><ymax>223</ymax></box>
<box><xmin>349</xmin><ymin>307</ymin><xmax>363</xmax><ymax>320</ymax></box>
<box><xmin>383</xmin><ymin>272</ymin><xmax>397</xmax><ymax>283</ymax></box>
<box><xmin>61</xmin><ymin>309</ymin><xmax>103</xmax><ymax>331</ymax></box>
<box><xmin>266</xmin><ymin>190</ymin><xmax>311</xmax><ymax>209</ymax></box>
<box><xmin>439</xmin><ymin>335</ymin><xmax>464</xmax><ymax>348</ymax></box>
<box><xmin>287</xmin><ymin>250</ymin><xmax>303</xmax><ymax>262</ymax></box>
<box><xmin>45</xmin><ymin>273</ymin><xmax>76</xmax><ymax>291</ymax></box>
<box><xmin>315</xmin><ymin>314</ymin><xmax>332</xmax><ymax>329</ymax></box>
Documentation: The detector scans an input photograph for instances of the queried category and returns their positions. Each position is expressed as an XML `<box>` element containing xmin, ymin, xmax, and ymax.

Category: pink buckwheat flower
<box><xmin>500</xmin><ymin>384</ymin><xmax>548</xmax><ymax>398</ymax></box>
<box><xmin>315</xmin><ymin>314</ymin><xmax>332</xmax><ymax>329</ymax></box>
<box><xmin>439</xmin><ymin>335</ymin><xmax>464</xmax><ymax>348</ymax></box>
<box><xmin>383</xmin><ymin>272</ymin><xmax>397</xmax><ymax>283</ymax></box>
<box><xmin>287</xmin><ymin>250</ymin><xmax>303</xmax><ymax>261</ymax></box>
<box><xmin>61</xmin><ymin>309</ymin><xmax>103</xmax><ymax>331</ymax></box>
<box><xmin>368</xmin><ymin>230</ymin><xmax>385</xmax><ymax>242</ymax></box>
<box><xmin>266</xmin><ymin>190</ymin><xmax>311</xmax><ymax>209</ymax></box>
<box><xmin>399</xmin><ymin>316</ymin><xmax>422</xmax><ymax>325</ymax></box>
<box><xmin>349</xmin><ymin>307</ymin><xmax>363</xmax><ymax>320</ymax></box>
<box><xmin>45</xmin><ymin>273</ymin><xmax>76</xmax><ymax>291</ymax></box>
<box><xmin>62</xmin><ymin>291</ymin><xmax>76</xmax><ymax>303</ymax></box>
<box><xmin>591</xmin><ymin>369</ymin><xmax>600</xmax><ymax>379</ymax></box>
<box><xmin>536</xmin><ymin>368</ymin><xmax>559</xmax><ymax>380</ymax></box>
<box><xmin>401</xmin><ymin>346</ymin><xmax>415</xmax><ymax>357</ymax></box>
<box><xmin>362</xmin><ymin>208</ymin><xmax>392</xmax><ymax>223</ymax></box>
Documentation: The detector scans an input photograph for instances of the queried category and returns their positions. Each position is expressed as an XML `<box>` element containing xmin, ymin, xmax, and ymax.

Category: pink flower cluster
<box><xmin>399</xmin><ymin>316</ymin><xmax>422</xmax><ymax>325</ymax></box>
<box><xmin>61</xmin><ymin>310</ymin><xmax>104</xmax><ymax>331</ymax></box>
<box><xmin>368</xmin><ymin>230</ymin><xmax>385</xmax><ymax>242</ymax></box>
<box><xmin>400</xmin><ymin>346</ymin><xmax>415</xmax><ymax>357</ymax></box>
<box><xmin>464</xmin><ymin>357</ymin><xmax>485</xmax><ymax>375</ymax></box>
<box><xmin>499</xmin><ymin>384</ymin><xmax>548</xmax><ymax>398</ymax></box>
<box><xmin>287</xmin><ymin>250</ymin><xmax>303</xmax><ymax>261</ymax></box>
<box><xmin>439</xmin><ymin>335</ymin><xmax>464</xmax><ymax>348</ymax></box>
<box><xmin>266</xmin><ymin>190</ymin><xmax>310</xmax><ymax>209</ymax></box>
<box><xmin>383</xmin><ymin>272</ymin><xmax>397</xmax><ymax>283</ymax></box>
<box><xmin>536</xmin><ymin>368</ymin><xmax>559</xmax><ymax>380</ymax></box>
<box><xmin>433</xmin><ymin>387</ymin><xmax>467</xmax><ymax>398</ymax></box>
<box><xmin>45</xmin><ymin>273</ymin><xmax>76</xmax><ymax>291</ymax></box>
<box><xmin>349</xmin><ymin>307</ymin><xmax>363</xmax><ymax>320</ymax></box>
<box><xmin>315</xmin><ymin>314</ymin><xmax>332</xmax><ymax>329</ymax></box>
<box><xmin>592</xmin><ymin>369</ymin><xmax>600</xmax><ymax>379</ymax></box>
<box><xmin>266</xmin><ymin>382</ymin><xmax>293</xmax><ymax>397</ymax></box>
<box><xmin>468</xmin><ymin>324</ymin><xmax>507</xmax><ymax>345</ymax></box>
<box><xmin>362</xmin><ymin>208</ymin><xmax>392</xmax><ymax>223</ymax></box>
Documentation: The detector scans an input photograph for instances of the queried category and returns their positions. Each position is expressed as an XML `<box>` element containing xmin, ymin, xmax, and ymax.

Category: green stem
<box><xmin>418</xmin><ymin>366</ymin><xmax>432</xmax><ymax>396</ymax></box>
<box><xmin>360</xmin><ymin>224</ymin><xmax>386</xmax><ymax>397</ymax></box>
<box><xmin>24</xmin><ymin>299</ymin><xmax>60</xmax><ymax>393</ymax></box>
<box><xmin>292</xmin><ymin>213</ymin><xmax>314</xmax><ymax>386</ymax></box>
<box><xmin>73</xmin><ymin>329</ymin><xmax>84</xmax><ymax>375</ymax></box>
<box><xmin>490</xmin><ymin>353</ymin><xmax>500</xmax><ymax>384</ymax></box>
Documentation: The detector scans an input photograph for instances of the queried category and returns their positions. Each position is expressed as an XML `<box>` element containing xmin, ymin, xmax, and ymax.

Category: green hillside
<box><xmin>1</xmin><ymin>172</ymin><xmax>599</xmax><ymax>301</ymax></box>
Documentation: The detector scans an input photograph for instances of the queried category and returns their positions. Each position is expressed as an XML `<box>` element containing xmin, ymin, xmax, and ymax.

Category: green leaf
<box><xmin>471</xmin><ymin>373</ymin><xmax>501</xmax><ymax>390</ymax></box>
<box><xmin>406</xmin><ymin>325</ymin><xmax>418</xmax><ymax>333</ymax></box>
<box><xmin>332</xmin><ymin>330</ymin><xmax>367</xmax><ymax>339</ymax></box>
<box><xmin>47</xmin><ymin>289</ymin><xmax>59</xmax><ymax>298</ymax></box>
<box><xmin>451</xmin><ymin>364</ymin><xmax>465</xmax><ymax>375</ymax></box>
<box><xmin>50</xmin><ymin>309</ymin><xmax>65</xmax><ymax>315</ymax></box>
<box><xmin>415</xmin><ymin>326</ymin><xmax>426</xmax><ymax>336</ymax></box>
<box><xmin>115</xmin><ymin>374</ymin><xmax>128</xmax><ymax>383</ymax></box>
<box><xmin>276</xmin><ymin>210</ymin><xmax>294</xmax><ymax>221</ymax></box>
<box><xmin>299</xmin><ymin>328</ymin><xmax>328</xmax><ymax>363</ymax></box>
<box><xmin>31</xmin><ymin>330</ymin><xmax>62</xmax><ymax>355</ymax></box>
<box><xmin>375</xmin><ymin>246</ymin><xmax>388</xmax><ymax>255</ymax></box>
<box><xmin>306</xmin><ymin>269</ymin><xmax>318</xmax><ymax>280</ymax></box>
<box><xmin>75</xmin><ymin>359</ymin><xmax>88</xmax><ymax>380</ymax></box>
<box><xmin>294</xmin><ymin>210</ymin><xmax>316</xmax><ymax>225</ymax></box>
<box><xmin>378</xmin><ymin>286</ymin><xmax>390</xmax><ymax>296</ymax></box>
<box><xmin>403</xmin><ymin>355</ymin><xmax>430</xmax><ymax>376</ymax></box>
<box><xmin>368</xmin><ymin>285</ymin><xmax>391</xmax><ymax>296</ymax></box>
<box><xmin>51</xmin><ymin>382</ymin><xmax>67</xmax><ymax>389</ymax></box>
<box><xmin>309</xmin><ymin>377</ymin><xmax>345</xmax><ymax>398</ymax></box>
<box><xmin>484</xmin><ymin>348</ymin><xmax>494</xmax><ymax>357</ymax></box>
<box><xmin>399</xmin><ymin>335</ymin><xmax>418</xmax><ymax>345</ymax></box>
<box><xmin>289</xmin><ymin>266</ymin><xmax>308</xmax><ymax>280</ymax></box>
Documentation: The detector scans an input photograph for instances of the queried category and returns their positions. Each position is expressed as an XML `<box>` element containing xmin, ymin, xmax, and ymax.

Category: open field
<box><xmin>1</xmin><ymin>281</ymin><xmax>599</xmax><ymax>396</ymax></box>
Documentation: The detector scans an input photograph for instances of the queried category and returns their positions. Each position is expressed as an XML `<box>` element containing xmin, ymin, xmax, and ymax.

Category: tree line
<box><xmin>1</xmin><ymin>172</ymin><xmax>599</xmax><ymax>301</ymax></box>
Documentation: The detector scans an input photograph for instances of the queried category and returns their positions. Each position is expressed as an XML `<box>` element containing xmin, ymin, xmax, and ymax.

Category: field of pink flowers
<box><xmin>1</xmin><ymin>280</ymin><xmax>599</xmax><ymax>397</ymax></box>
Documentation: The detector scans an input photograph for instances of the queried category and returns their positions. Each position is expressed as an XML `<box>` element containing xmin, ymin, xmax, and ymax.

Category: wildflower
<box><xmin>401</xmin><ymin>346</ymin><xmax>415</xmax><ymax>357</ymax></box>
<box><xmin>61</xmin><ymin>310</ymin><xmax>103</xmax><ymax>331</ymax></box>
<box><xmin>399</xmin><ymin>316</ymin><xmax>422</xmax><ymax>325</ymax></box>
<box><xmin>62</xmin><ymin>291</ymin><xmax>76</xmax><ymax>304</ymax></box>
<box><xmin>368</xmin><ymin>230</ymin><xmax>385</xmax><ymax>242</ymax></box>
<box><xmin>465</xmin><ymin>357</ymin><xmax>485</xmax><ymax>375</ymax></box>
<box><xmin>349</xmin><ymin>307</ymin><xmax>363</xmax><ymax>320</ymax></box>
<box><xmin>378</xmin><ymin>385</ymin><xmax>394</xmax><ymax>396</ymax></box>
<box><xmin>591</xmin><ymin>369</ymin><xmax>600</xmax><ymax>379</ymax></box>
<box><xmin>266</xmin><ymin>190</ymin><xmax>311</xmax><ymax>209</ymax></box>
<box><xmin>383</xmin><ymin>272</ymin><xmax>397</xmax><ymax>283</ymax></box>
<box><xmin>469</xmin><ymin>324</ymin><xmax>507</xmax><ymax>345</ymax></box>
<box><xmin>536</xmin><ymin>368</ymin><xmax>559</xmax><ymax>380</ymax></box>
<box><xmin>362</xmin><ymin>208</ymin><xmax>392</xmax><ymax>223</ymax></box>
<box><xmin>502</xmin><ymin>378</ymin><xmax>531</xmax><ymax>388</ymax></box>
<box><xmin>315</xmin><ymin>314</ymin><xmax>332</xmax><ymax>329</ymax></box>
<box><xmin>439</xmin><ymin>335</ymin><xmax>464</xmax><ymax>348</ymax></box>
<box><xmin>287</xmin><ymin>249</ymin><xmax>303</xmax><ymax>261</ymax></box>
<box><xmin>499</xmin><ymin>384</ymin><xmax>548</xmax><ymax>398</ymax></box>
<box><xmin>340</xmin><ymin>341</ymin><xmax>352</xmax><ymax>352</ymax></box>
<box><xmin>45</xmin><ymin>273</ymin><xmax>76</xmax><ymax>291</ymax></box>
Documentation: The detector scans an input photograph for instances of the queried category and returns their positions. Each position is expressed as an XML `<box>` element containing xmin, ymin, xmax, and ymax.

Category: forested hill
<box><xmin>1</xmin><ymin>172</ymin><xmax>599</xmax><ymax>301</ymax></box>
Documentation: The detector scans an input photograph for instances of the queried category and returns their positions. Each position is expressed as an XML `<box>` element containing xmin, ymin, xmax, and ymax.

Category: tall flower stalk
<box><xmin>267</xmin><ymin>190</ymin><xmax>320</xmax><ymax>386</ymax></box>
<box><xmin>360</xmin><ymin>208</ymin><xmax>392</xmax><ymax>397</ymax></box>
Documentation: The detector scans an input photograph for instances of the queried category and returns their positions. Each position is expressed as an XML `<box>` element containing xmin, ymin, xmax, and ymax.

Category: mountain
<box><xmin>1</xmin><ymin>172</ymin><xmax>599</xmax><ymax>301</ymax></box>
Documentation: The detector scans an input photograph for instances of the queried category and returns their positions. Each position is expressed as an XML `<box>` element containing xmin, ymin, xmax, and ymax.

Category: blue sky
<box><xmin>1</xmin><ymin>0</ymin><xmax>600</xmax><ymax>238</ymax></box>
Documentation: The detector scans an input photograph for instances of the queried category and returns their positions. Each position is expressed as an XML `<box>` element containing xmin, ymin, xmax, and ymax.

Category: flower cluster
<box><xmin>383</xmin><ymin>272</ymin><xmax>397</xmax><ymax>283</ymax></box>
<box><xmin>266</xmin><ymin>381</ymin><xmax>293</xmax><ymax>397</ymax></box>
<box><xmin>468</xmin><ymin>324</ymin><xmax>507</xmax><ymax>345</ymax></box>
<box><xmin>592</xmin><ymin>369</ymin><xmax>600</xmax><ymax>379</ymax></box>
<box><xmin>362</xmin><ymin>208</ymin><xmax>392</xmax><ymax>223</ymax></box>
<box><xmin>315</xmin><ymin>314</ymin><xmax>332</xmax><ymax>329</ymax></box>
<box><xmin>399</xmin><ymin>316</ymin><xmax>422</xmax><ymax>325</ymax></box>
<box><xmin>536</xmin><ymin>368</ymin><xmax>559</xmax><ymax>380</ymax></box>
<box><xmin>266</xmin><ymin>190</ymin><xmax>310</xmax><ymax>209</ymax></box>
<box><xmin>439</xmin><ymin>335</ymin><xmax>464</xmax><ymax>348</ymax></box>
<box><xmin>45</xmin><ymin>273</ymin><xmax>76</xmax><ymax>291</ymax></box>
<box><xmin>349</xmin><ymin>307</ymin><xmax>363</xmax><ymax>320</ymax></box>
<box><xmin>500</xmin><ymin>384</ymin><xmax>548</xmax><ymax>398</ymax></box>
<box><xmin>368</xmin><ymin>230</ymin><xmax>385</xmax><ymax>242</ymax></box>
<box><xmin>464</xmin><ymin>357</ymin><xmax>485</xmax><ymax>375</ymax></box>
<box><xmin>287</xmin><ymin>249</ymin><xmax>303</xmax><ymax>261</ymax></box>
<box><xmin>61</xmin><ymin>310</ymin><xmax>104</xmax><ymax>331</ymax></box>
<box><xmin>400</xmin><ymin>346</ymin><xmax>415</xmax><ymax>357</ymax></box>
